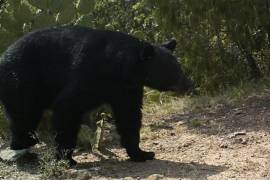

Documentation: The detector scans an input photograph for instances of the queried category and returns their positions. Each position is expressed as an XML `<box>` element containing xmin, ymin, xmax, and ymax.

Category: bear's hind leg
<box><xmin>51</xmin><ymin>109</ymin><xmax>82</xmax><ymax>166</ymax></box>
<box><xmin>51</xmin><ymin>85</ymin><xmax>88</xmax><ymax>166</ymax></box>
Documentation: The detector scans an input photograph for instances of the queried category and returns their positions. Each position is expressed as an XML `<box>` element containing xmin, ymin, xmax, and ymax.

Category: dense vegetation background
<box><xmin>1</xmin><ymin>0</ymin><xmax>270</xmax><ymax>94</ymax></box>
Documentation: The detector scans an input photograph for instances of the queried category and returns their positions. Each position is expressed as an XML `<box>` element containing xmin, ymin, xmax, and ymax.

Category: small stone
<box><xmin>147</xmin><ymin>174</ymin><xmax>164</xmax><ymax>180</ymax></box>
<box><xmin>220</xmin><ymin>143</ymin><xmax>228</xmax><ymax>148</ymax></box>
<box><xmin>182</xmin><ymin>141</ymin><xmax>193</xmax><ymax>147</ymax></box>
<box><xmin>124</xmin><ymin>177</ymin><xmax>135</xmax><ymax>180</ymax></box>
<box><xmin>228</xmin><ymin>131</ymin><xmax>247</xmax><ymax>138</ymax></box>
<box><xmin>240</xmin><ymin>138</ymin><xmax>248</xmax><ymax>145</ymax></box>
<box><xmin>177</xmin><ymin>121</ymin><xmax>185</xmax><ymax>125</ymax></box>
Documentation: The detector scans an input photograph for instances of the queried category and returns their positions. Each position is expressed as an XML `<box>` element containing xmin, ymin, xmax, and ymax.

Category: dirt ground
<box><xmin>1</xmin><ymin>93</ymin><xmax>270</xmax><ymax>179</ymax></box>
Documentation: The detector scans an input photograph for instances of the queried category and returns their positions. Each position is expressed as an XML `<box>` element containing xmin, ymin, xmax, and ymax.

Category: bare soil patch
<box><xmin>1</xmin><ymin>94</ymin><xmax>270</xmax><ymax>179</ymax></box>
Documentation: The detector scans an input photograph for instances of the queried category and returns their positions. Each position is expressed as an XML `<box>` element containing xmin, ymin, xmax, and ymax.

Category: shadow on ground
<box><xmin>158</xmin><ymin>95</ymin><xmax>270</xmax><ymax>135</ymax></box>
<box><xmin>0</xmin><ymin>152</ymin><xmax>226</xmax><ymax>179</ymax></box>
<box><xmin>74</xmin><ymin>159</ymin><xmax>227</xmax><ymax>179</ymax></box>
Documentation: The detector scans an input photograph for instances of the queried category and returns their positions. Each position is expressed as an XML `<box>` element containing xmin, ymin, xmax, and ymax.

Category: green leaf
<box><xmin>47</xmin><ymin>0</ymin><xmax>74</xmax><ymax>13</ymax></box>
<box><xmin>48</xmin><ymin>0</ymin><xmax>64</xmax><ymax>13</ymax></box>
<box><xmin>56</xmin><ymin>3</ymin><xmax>76</xmax><ymax>24</ymax></box>
<box><xmin>75</xmin><ymin>14</ymin><xmax>93</xmax><ymax>26</ymax></box>
<box><xmin>8</xmin><ymin>0</ymin><xmax>21</xmax><ymax>9</ymax></box>
<box><xmin>0</xmin><ymin>12</ymin><xmax>23</xmax><ymax>32</ymax></box>
<box><xmin>32</xmin><ymin>11</ymin><xmax>56</xmax><ymax>29</ymax></box>
<box><xmin>0</xmin><ymin>30</ymin><xmax>18</xmax><ymax>53</ymax></box>
<box><xmin>27</xmin><ymin>0</ymin><xmax>48</xmax><ymax>10</ymax></box>
<box><xmin>14</xmin><ymin>3</ymin><xmax>34</xmax><ymax>23</ymax></box>
<box><xmin>76</xmin><ymin>0</ymin><xmax>95</xmax><ymax>14</ymax></box>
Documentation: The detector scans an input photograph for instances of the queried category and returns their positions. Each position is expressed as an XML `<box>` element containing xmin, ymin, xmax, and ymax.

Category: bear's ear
<box><xmin>140</xmin><ymin>44</ymin><xmax>155</xmax><ymax>61</ymax></box>
<box><xmin>162</xmin><ymin>39</ymin><xmax>177</xmax><ymax>51</ymax></box>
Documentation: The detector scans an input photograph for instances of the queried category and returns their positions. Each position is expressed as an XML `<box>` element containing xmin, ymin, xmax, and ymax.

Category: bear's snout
<box><xmin>169</xmin><ymin>77</ymin><xmax>194</xmax><ymax>94</ymax></box>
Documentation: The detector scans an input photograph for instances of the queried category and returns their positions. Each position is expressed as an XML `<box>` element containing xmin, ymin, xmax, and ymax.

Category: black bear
<box><xmin>0</xmin><ymin>26</ymin><xmax>193</xmax><ymax>165</ymax></box>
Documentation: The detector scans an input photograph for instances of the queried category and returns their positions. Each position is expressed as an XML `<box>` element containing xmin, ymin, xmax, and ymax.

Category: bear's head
<box><xmin>141</xmin><ymin>39</ymin><xmax>194</xmax><ymax>94</ymax></box>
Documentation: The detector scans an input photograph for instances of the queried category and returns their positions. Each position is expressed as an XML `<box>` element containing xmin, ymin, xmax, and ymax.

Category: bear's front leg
<box><xmin>111</xmin><ymin>90</ymin><xmax>155</xmax><ymax>162</ymax></box>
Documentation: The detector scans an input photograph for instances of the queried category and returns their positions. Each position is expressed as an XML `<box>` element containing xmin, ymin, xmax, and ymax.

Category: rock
<box><xmin>147</xmin><ymin>174</ymin><xmax>164</xmax><ymax>180</ymax></box>
<box><xmin>228</xmin><ymin>131</ymin><xmax>247</xmax><ymax>138</ymax></box>
<box><xmin>176</xmin><ymin>121</ymin><xmax>185</xmax><ymax>125</ymax></box>
<box><xmin>240</xmin><ymin>138</ymin><xmax>248</xmax><ymax>145</ymax></box>
<box><xmin>0</xmin><ymin>148</ymin><xmax>29</xmax><ymax>162</ymax></box>
<box><xmin>124</xmin><ymin>177</ymin><xmax>135</xmax><ymax>180</ymax></box>
<box><xmin>219</xmin><ymin>143</ymin><xmax>228</xmax><ymax>148</ymax></box>
<box><xmin>182</xmin><ymin>140</ymin><xmax>194</xmax><ymax>147</ymax></box>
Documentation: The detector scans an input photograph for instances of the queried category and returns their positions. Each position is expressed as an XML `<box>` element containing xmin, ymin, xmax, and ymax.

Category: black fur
<box><xmin>0</xmin><ymin>26</ymin><xmax>192</xmax><ymax>165</ymax></box>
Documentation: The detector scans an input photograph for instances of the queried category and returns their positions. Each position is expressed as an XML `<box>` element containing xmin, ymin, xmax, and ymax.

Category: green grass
<box><xmin>191</xmin><ymin>119</ymin><xmax>203</xmax><ymax>128</ymax></box>
<box><xmin>143</xmin><ymin>78</ymin><xmax>270</xmax><ymax>116</ymax></box>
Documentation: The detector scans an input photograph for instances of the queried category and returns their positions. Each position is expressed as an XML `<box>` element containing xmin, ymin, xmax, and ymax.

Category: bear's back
<box><xmin>0</xmin><ymin>26</ymin><xmax>144</xmax><ymax>101</ymax></box>
<box><xmin>1</xmin><ymin>26</ymin><xmax>141</xmax><ymax>67</ymax></box>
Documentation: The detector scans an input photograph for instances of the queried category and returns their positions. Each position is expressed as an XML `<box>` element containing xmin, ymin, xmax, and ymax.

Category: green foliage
<box><xmin>2</xmin><ymin>0</ymin><xmax>270</xmax><ymax>94</ymax></box>
<box><xmin>147</xmin><ymin>0</ymin><xmax>270</xmax><ymax>94</ymax></box>
<box><xmin>77</xmin><ymin>0</ymin><xmax>95</xmax><ymax>14</ymax></box>
<box><xmin>39</xmin><ymin>150</ymin><xmax>69</xmax><ymax>179</ymax></box>
<box><xmin>0</xmin><ymin>0</ymin><xmax>96</xmax><ymax>53</ymax></box>
<box><xmin>74</xmin><ymin>0</ymin><xmax>270</xmax><ymax>94</ymax></box>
